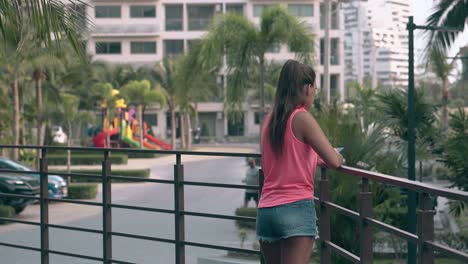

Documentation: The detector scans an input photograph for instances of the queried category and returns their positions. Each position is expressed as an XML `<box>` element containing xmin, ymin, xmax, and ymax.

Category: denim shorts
<box><xmin>256</xmin><ymin>199</ymin><xmax>318</xmax><ymax>242</ymax></box>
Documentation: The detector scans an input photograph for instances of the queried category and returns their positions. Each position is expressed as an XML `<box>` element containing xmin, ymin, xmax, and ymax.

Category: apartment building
<box><xmin>343</xmin><ymin>0</ymin><xmax>410</xmax><ymax>88</ymax></box>
<box><xmin>84</xmin><ymin>0</ymin><xmax>345</xmax><ymax>140</ymax></box>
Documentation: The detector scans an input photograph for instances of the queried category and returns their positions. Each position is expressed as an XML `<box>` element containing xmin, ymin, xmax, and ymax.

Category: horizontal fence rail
<box><xmin>0</xmin><ymin>145</ymin><xmax>467</xmax><ymax>264</ymax></box>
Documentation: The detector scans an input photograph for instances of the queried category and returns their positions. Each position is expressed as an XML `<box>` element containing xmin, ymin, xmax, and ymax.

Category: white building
<box><xmin>82</xmin><ymin>0</ymin><xmax>345</xmax><ymax>140</ymax></box>
<box><xmin>343</xmin><ymin>0</ymin><xmax>410</xmax><ymax>89</ymax></box>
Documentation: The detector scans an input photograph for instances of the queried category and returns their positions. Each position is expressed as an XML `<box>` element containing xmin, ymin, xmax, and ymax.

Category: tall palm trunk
<box><xmin>170</xmin><ymin>106</ymin><xmax>176</xmax><ymax>150</ymax></box>
<box><xmin>12</xmin><ymin>74</ymin><xmax>20</xmax><ymax>160</ymax></box>
<box><xmin>66</xmin><ymin>121</ymin><xmax>72</xmax><ymax>186</ymax></box>
<box><xmin>186</xmin><ymin>114</ymin><xmax>192</xmax><ymax>149</ymax></box>
<box><xmin>442</xmin><ymin>78</ymin><xmax>449</xmax><ymax>132</ymax></box>
<box><xmin>138</xmin><ymin>104</ymin><xmax>144</xmax><ymax>149</ymax></box>
<box><xmin>180</xmin><ymin>112</ymin><xmax>186</xmax><ymax>149</ymax></box>
<box><xmin>34</xmin><ymin>69</ymin><xmax>45</xmax><ymax>146</ymax></box>
<box><xmin>193</xmin><ymin>103</ymin><xmax>199</xmax><ymax>130</ymax></box>
<box><xmin>259</xmin><ymin>57</ymin><xmax>266</xmax><ymax>138</ymax></box>
<box><xmin>105</xmin><ymin>108</ymin><xmax>110</xmax><ymax>148</ymax></box>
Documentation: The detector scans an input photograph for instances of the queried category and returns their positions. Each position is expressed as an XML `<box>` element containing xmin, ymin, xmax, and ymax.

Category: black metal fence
<box><xmin>0</xmin><ymin>145</ymin><xmax>467</xmax><ymax>264</ymax></box>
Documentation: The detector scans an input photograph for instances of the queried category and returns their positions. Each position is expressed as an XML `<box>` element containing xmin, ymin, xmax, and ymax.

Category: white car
<box><xmin>52</xmin><ymin>126</ymin><xmax>68</xmax><ymax>144</ymax></box>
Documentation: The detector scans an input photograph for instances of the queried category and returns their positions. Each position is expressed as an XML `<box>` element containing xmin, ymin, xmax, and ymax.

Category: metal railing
<box><xmin>0</xmin><ymin>145</ymin><xmax>467</xmax><ymax>264</ymax></box>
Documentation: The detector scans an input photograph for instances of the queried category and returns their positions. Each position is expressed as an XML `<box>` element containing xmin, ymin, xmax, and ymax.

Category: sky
<box><xmin>413</xmin><ymin>0</ymin><xmax>468</xmax><ymax>68</ymax></box>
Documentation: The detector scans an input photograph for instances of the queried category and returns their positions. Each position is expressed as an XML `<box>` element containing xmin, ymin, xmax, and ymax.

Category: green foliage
<box><xmin>120</xmin><ymin>79</ymin><xmax>166</xmax><ymax>107</ymax></box>
<box><xmin>68</xmin><ymin>183</ymin><xmax>98</xmax><ymax>199</ymax></box>
<box><xmin>51</xmin><ymin>169</ymin><xmax>150</xmax><ymax>183</ymax></box>
<box><xmin>443</xmin><ymin>108</ymin><xmax>468</xmax><ymax>216</ymax></box>
<box><xmin>234</xmin><ymin>207</ymin><xmax>257</xmax><ymax>230</ymax></box>
<box><xmin>199</xmin><ymin>5</ymin><xmax>313</xmax><ymax>114</ymax></box>
<box><xmin>0</xmin><ymin>205</ymin><xmax>15</xmax><ymax>224</ymax></box>
<box><xmin>424</xmin><ymin>0</ymin><xmax>467</xmax><ymax>53</ymax></box>
<box><xmin>127</xmin><ymin>152</ymin><xmax>159</xmax><ymax>159</ymax></box>
<box><xmin>47</xmin><ymin>154</ymin><xmax>128</xmax><ymax>165</ymax></box>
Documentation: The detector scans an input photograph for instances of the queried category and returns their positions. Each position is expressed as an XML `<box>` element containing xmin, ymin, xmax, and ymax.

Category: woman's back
<box><xmin>259</xmin><ymin>107</ymin><xmax>318</xmax><ymax>208</ymax></box>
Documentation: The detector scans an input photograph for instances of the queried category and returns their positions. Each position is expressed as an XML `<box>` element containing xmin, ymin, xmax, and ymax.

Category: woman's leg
<box><xmin>281</xmin><ymin>237</ymin><xmax>314</xmax><ymax>264</ymax></box>
<box><xmin>260</xmin><ymin>240</ymin><xmax>281</xmax><ymax>264</ymax></box>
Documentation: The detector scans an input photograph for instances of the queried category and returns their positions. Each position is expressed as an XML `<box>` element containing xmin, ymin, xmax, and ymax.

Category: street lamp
<box><xmin>406</xmin><ymin>16</ymin><xmax>462</xmax><ymax>264</ymax></box>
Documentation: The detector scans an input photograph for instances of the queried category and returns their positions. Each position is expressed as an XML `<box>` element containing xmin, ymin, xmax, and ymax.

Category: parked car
<box><xmin>0</xmin><ymin>173</ymin><xmax>39</xmax><ymax>214</ymax></box>
<box><xmin>0</xmin><ymin>157</ymin><xmax>68</xmax><ymax>199</ymax></box>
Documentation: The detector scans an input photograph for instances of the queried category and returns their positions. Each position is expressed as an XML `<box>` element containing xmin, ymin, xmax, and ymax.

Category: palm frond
<box><xmin>424</xmin><ymin>0</ymin><xmax>467</xmax><ymax>54</ymax></box>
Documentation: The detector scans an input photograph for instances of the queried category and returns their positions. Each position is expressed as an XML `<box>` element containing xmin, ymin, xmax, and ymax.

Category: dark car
<box><xmin>0</xmin><ymin>173</ymin><xmax>39</xmax><ymax>214</ymax></box>
<box><xmin>0</xmin><ymin>157</ymin><xmax>68</xmax><ymax>199</ymax></box>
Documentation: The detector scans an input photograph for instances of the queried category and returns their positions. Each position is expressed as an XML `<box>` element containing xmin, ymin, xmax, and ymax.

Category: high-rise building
<box><xmin>82</xmin><ymin>0</ymin><xmax>345</xmax><ymax>140</ymax></box>
<box><xmin>343</xmin><ymin>0</ymin><xmax>410</xmax><ymax>89</ymax></box>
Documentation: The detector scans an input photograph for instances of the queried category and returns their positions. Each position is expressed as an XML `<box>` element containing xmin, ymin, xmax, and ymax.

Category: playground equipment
<box><xmin>91</xmin><ymin>89</ymin><xmax>171</xmax><ymax>150</ymax></box>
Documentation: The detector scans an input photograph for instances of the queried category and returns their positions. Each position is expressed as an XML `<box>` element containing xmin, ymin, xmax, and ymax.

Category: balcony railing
<box><xmin>0</xmin><ymin>145</ymin><xmax>467</xmax><ymax>264</ymax></box>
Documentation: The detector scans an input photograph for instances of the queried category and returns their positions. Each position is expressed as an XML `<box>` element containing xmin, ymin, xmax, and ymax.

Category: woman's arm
<box><xmin>292</xmin><ymin>111</ymin><xmax>343</xmax><ymax>170</ymax></box>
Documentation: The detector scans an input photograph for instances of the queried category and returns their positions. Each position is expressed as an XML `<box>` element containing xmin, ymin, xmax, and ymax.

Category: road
<box><xmin>0</xmin><ymin>151</ymin><xmax>259</xmax><ymax>264</ymax></box>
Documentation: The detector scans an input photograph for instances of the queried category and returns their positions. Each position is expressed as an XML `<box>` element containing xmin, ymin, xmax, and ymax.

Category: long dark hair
<box><xmin>268</xmin><ymin>60</ymin><xmax>316</xmax><ymax>154</ymax></box>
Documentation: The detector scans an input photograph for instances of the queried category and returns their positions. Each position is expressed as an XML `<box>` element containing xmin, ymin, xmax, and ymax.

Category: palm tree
<box><xmin>53</xmin><ymin>93</ymin><xmax>94</xmax><ymax>184</ymax></box>
<box><xmin>428</xmin><ymin>48</ymin><xmax>456</xmax><ymax>131</ymax></box>
<box><xmin>176</xmin><ymin>43</ymin><xmax>218</xmax><ymax>149</ymax></box>
<box><xmin>140</xmin><ymin>59</ymin><xmax>180</xmax><ymax>150</ymax></box>
<box><xmin>120</xmin><ymin>80</ymin><xmax>166</xmax><ymax>149</ymax></box>
<box><xmin>424</xmin><ymin>0</ymin><xmax>467</xmax><ymax>53</ymax></box>
<box><xmin>347</xmin><ymin>81</ymin><xmax>380</xmax><ymax>129</ymax></box>
<box><xmin>0</xmin><ymin>0</ymin><xmax>87</xmax><ymax>55</ymax></box>
<box><xmin>199</xmin><ymin>5</ymin><xmax>313</xmax><ymax>124</ymax></box>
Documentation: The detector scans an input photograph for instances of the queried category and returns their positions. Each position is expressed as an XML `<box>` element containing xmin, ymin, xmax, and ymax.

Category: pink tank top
<box><xmin>258</xmin><ymin>107</ymin><xmax>318</xmax><ymax>208</ymax></box>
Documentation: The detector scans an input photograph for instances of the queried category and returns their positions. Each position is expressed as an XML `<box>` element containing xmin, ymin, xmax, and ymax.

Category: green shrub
<box><xmin>127</xmin><ymin>152</ymin><xmax>159</xmax><ymax>159</ymax></box>
<box><xmin>51</xmin><ymin>169</ymin><xmax>150</xmax><ymax>183</ymax></box>
<box><xmin>0</xmin><ymin>205</ymin><xmax>15</xmax><ymax>224</ymax></box>
<box><xmin>234</xmin><ymin>207</ymin><xmax>257</xmax><ymax>230</ymax></box>
<box><xmin>47</xmin><ymin>154</ymin><xmax>128</xmax><ymax>165</ymax></box>
<box><xmin>68</xmin><ymin>183</ymin><xmax>98</xmax><ymax>199</ymax></box>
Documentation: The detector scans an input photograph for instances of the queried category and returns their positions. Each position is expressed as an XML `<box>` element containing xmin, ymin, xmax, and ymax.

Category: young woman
<box><xmin>257</xmin><ymin>60</ymin><xmax>343</xmax><ymax>264</ymax></box>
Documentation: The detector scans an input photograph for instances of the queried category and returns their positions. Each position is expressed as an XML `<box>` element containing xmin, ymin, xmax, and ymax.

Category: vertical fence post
<box><xmin>102</xmin><ymin>150</ymin><xmax>112</xmax><ymax>263</ymax></box>
<box><xmin>258</xmin><ymin>169</ymin><xmax>265</xmax><ymax>264</ymax></box>
<box><xmin>359</xmin><ymin>178</ymin><xmax>373</xmax><ymax>263</ymax></box>
<box><xmin>417</xmin><ymin>193</ymin><xmax>435</xmax><ymax>264</ymax></box>
<box><xmin>174</xmin><ymin>154</ymin><xmax>185</xmax><ymax>264</ymax></box>
<box><xmin>319</xmin><ymin>167</ymin><xmax>331</xmax><ymax>264</ymax></box>
<box><xmin>40</xmin><ymin>147</ymin><xmax>49</xmax><ymax>264</ymax></box>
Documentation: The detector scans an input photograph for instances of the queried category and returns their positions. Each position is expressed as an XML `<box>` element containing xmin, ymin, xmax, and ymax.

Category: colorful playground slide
<box><xmin>92</xmin><ymin>128</ymin><xmax>119</xmax><ymax>148</ymax></box>
<box><xmin>143</xmin><ymin>123</ymin><xmax>171</xmax><ymax>150</ymax></box>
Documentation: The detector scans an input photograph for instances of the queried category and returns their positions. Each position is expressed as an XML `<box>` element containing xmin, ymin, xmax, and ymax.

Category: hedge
<box><xmin>47</xmin><ymin>154</ymin><xmax>128</xmax><ymax>165</ymax></box>
<box><xmin>68</xmin><ymin>183</ymin><xmax>98</xmax><ymax>199</ymax></box>
<box><xmin>127</xmin><ymin>152</ymin><xmax>159</xmax><ymax>159</ymax></box>
<box><xmin>0</xmin><ymin>205</ymin><xmax>15</xmax><ymax>224</ymax></box>
<box><xmin>49</xmin><ymin>150</ymin><xmax>158</xmax><ymax>160</ymax></box>
<box><xmin>51</xmin><ymin>169</ymin><xmax>151</xmax><ymax>183</ymax></box>
<box><xmin>234</xmin><ymin>207</ymin><xmax>257</xmax><ymax>230</ymax></box>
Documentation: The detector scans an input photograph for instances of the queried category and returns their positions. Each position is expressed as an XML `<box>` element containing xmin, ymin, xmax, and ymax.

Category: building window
<box><xmin>320</xmin><ymin>38</ymin><xmax>339</xmax><ymax>65</ymax></box>
<box><xmin>288</xmin><ymin>4</ymin><xmax>313</xmax><ymax>17</ymax></box>
<box><xmin>226</xmin><ymin>4</ymin><xmax>244</xmax><ymax>15</ymax></box>
<box><xmin>331</xmin><ymin>38</ymin><xmax>339</xmax><ymax>65</ymax></box>
<box><xmin>95</xmin><ymin>6</ymin><xmax>121</xmax><ymax>18</ymax></box>
<box><xmin>188</xmin><ymin>5</ymin><xmax>216</xmax><ymax>31</ymax></box>
<box><xmin>131</xmin><ymin>42</ymin><xmax>157</xmax><ymax>54</ymax></box>
<box><xmin>95</xmin><ymin>42</ymin><xmax>121</xmax><ymax>54</ymax></box>
<box><xmin>320</xmin><ymin>3</ymin><xmax>339</xmax><ymax>29</ymax></box>
<box><xmin>254</xmin><ymin>112</ymin><xmax>260</xmax><ymax>125</ymax></box>
<box><xmin>253</xmin><ymin>4</ymin><xmax>272</xmax><ymax>17</ymax></box>
<box><xmin>164</xmin><ymin>40</ymin><xmax>184</xmax><ymax>57</ymax></box>
<box><xmin>330</xmin><ymin>74</ymin><xmax>339</xmax><ymax>98</ymax></box>
<box><xmin>165</xmin><ymin>5</ymin><xmax>183</xmax><ymax>31</ymax></box>
<box><xmin>130</xmin><ymin>6</ymin><xmax>156</xmax><ymax>18</ymax></box>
